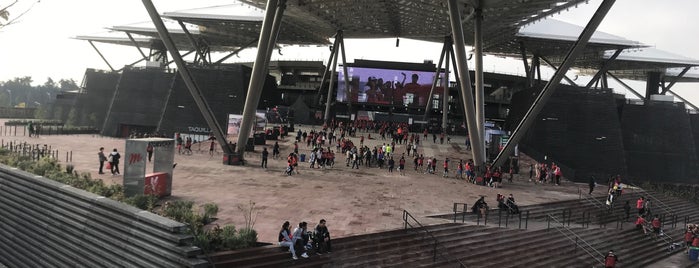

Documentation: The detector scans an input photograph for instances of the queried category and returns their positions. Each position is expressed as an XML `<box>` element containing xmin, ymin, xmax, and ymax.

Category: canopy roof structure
<box><xmin>601</xmin><ymin>48</ymin><xmax>699</xmax><ymax>81</ymax></box>
<box><xmin>489</xmin><ymin>18</ymin><xmax>644</xmax><ymax>67</ymax></box>
<box><xmin>77</xmin><ymin>0</ymin><xmax>699</xmax><ymax>83</ymax></box>
<box><xmin>232</xmin><ymin>0</ymin><xmax>588</xmax><ymax>48</ymax></box>
<box><xmin>74</xmin><ymin>35</ymin><xmax>155</xmax><ymax>48</ymax></box>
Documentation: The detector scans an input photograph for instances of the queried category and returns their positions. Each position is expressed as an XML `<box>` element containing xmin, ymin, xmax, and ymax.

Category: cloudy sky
<box><xmin>0</xmin><ymin>0</ymin><xmax>697</xmax><ymax>104</ymax></box>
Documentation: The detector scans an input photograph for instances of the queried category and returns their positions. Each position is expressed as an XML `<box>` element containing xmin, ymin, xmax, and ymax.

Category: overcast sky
<box><xmin>0</xmin><ymin>0</ymin><xmax>697</xmax><ymax>104</ymax></box>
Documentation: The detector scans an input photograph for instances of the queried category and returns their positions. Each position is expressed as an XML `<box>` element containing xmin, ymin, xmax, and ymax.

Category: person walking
<box><xmin>603</xmin><ymin>250</ymin><xmax>619</xmax><ymax>268</ymax></box>
<box><xmin>261</xmin><ymin>147</ymin><xmax>269</xmax><ymax>168</ymax></box>
<box><xmin>109</xmin><ymin>148</ymin><xmax>121</xmax><ymax>175</ymax></box>
<box><xmin>588</xmin><ymin>176</ymin><xmax>596</xmax><ymax>195</ymax></box>
<box><xmin>98</xmin><ymin>147</ymin><xmax>107</xmax><ymax>174</ymax></box>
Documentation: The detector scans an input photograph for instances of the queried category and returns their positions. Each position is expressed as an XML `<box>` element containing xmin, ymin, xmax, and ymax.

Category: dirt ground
<box><xmin>0</xmin><ymin>121</ymin><xmax>592</xmax><ymax>243</ymax></box>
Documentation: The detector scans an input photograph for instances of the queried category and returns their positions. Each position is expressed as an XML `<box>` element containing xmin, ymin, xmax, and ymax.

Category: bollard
<box><xmin>66</xmin><ymin>152</ymin><xmax>68</xmax><ymax>162</ymax></box>
<box><xmin>453</xmin><ymin>203</ymin><xmax>458</xmax><ymax>223</ymax></box>
<box><xmin>498</xmin><ymin>209</ymin><xmax>502</xmax><ymax>227</ymax></box>
<box><xmin>462</xmin><ymin>204</ymin><xmax>467</xmax><ymax>223</ymax></box>
<box><xmin>14</xmin><ymin>126</ymin><xmax>16</xmax><ymax>136</ymax></box>
<box><xmin>70</xmin><ymin>151</ymin><xmax>72</xmax><ymax>162</ymax></box>
<box><xmin>505</xmin><ymin>213</ymin><xmax>510</xmax><ymax>228</ymax></box>
<box><xmin>519</xmin><ymin>212</ymin><xmax>522</xmax><ymax>229</ymax></box>
<box><xmin>525</xmin><ymin>211</ymin><xmax>529</xmax><ymax>229</ymax></box>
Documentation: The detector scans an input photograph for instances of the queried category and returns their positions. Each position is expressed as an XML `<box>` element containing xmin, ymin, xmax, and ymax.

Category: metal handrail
<box><xmin>402</xmin><ymin>210</ymin><xmax>466</xmax><ymax>267</ymax></box>
<box><xmin>625</xmin><ymin>182</ymin><xmax>673</xmax><ymax>215</ymax></box>
<box><xmin>580</xmin><ymin>191</ymin><xmax>607</xmax><ymax>210</ymax></box>
<box><xmin>546</xmin><ymin>213</ymin><xmax>605</xmax><ymax>266</ymax></box>
<box><xmin>453</xmin><ymin>203</ymin><xmax>468</xmax><ymax>223</ymax></box>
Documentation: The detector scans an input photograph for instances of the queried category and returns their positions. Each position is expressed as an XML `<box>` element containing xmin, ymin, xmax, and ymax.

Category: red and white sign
<box><xmin>144</xmin><ymin>172</ymin><xmax>169</xmax><ymax>197</ymax></box>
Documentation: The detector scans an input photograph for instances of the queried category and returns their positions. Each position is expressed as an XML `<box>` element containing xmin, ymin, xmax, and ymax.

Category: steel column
<box><xmin>316</xmin><ymin>38</ymin><xmax>338</xmax><ymax>105</ymax></box>
<box><xmin>125</xmin><ymin>32</ymin><xmax>148</xmax><ymax>60</ymax></box>
<box><xmin>236</xmin><ymin>0</ymin><xmax>287</xmax><ymax>156</ymax></box>
<box><xmin>519</xmin><ymin>42</ymin><xmax>531</xmax><ymax>87</ymax></box>
<box><xmin>585</xmin><ymin>49</ymin><xmax>622</xmax><ymax>89</ymax></box>
<box><xmin>493</xmin><ymin>0</ymin><xmax>617</xmax><ymax>168</ymax></box>
<box><xmin>607</xmin><ymin>72</ymin><xmax>645</xmax><ymax>100</ymax></box>
<box><xmin>442</xmin><ymin>43</ymin><xmax>450</xmax><ymax>131</ymax></box>
<box><xmin>324</xmin><ymin>34</ymin><xmax>340</xmax><ymax>123</ymax></box>
<box><xmin>340</xmin><ymin>32</ymin><xmax>352</xmax><ymax>116</ymax></box>
<box><xmin>142</xmin><ymin>0</ymin><xmax>232</xmax><ymax>154</ymax></box>
<box><xmin>88</xmin><ymin>41</ymin><xmax>115</xmax><ymax>72</ymax></box>
<box><xmin>662</xmin><ymin>66</ymin><xmax>691</xmax><ymax>93</ymax></box>
<box><xmin>474</xmin><ymin>5</ymin><xmax>486</xmax><ymax>160</ymax></box>
<box><xmin>447</xmin><ymin>0</ymin><xmax>485</xmax><ymax>166</ymax></box>
<box><xmin>667</xmin><ymin>89</ymin><xmax>699</xmax><ymax>111</ymax></box>
<box><xmin>424</xmin><ymin>38</ymin><xmax>449</xmax><ymax>119</ymax></box>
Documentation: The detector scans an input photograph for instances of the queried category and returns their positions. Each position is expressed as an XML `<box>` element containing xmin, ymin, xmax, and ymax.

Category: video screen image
<box><xmin>336</xmin><ymin>66</ymin><xmax>445</xmax><ymax>107</ymax></box>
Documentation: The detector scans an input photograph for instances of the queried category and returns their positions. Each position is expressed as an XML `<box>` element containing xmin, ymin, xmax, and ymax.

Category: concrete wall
<box><xmin>0</xmin><ymin>165</ymin><xmax>207</xmax><ymax>267</ymax></box>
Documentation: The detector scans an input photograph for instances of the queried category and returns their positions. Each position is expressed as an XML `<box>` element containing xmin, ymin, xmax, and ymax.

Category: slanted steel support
<box><xmin>88</xmin><ymin>41</ymin><xmax>115</xmax><ymax>72</ymax></box>
<box><xmin>315</xmin><ymin>37</ymin><xmax>337</xmax><ymax>107</ymax></box>
<box><xmin>493</xmin><ymin>0</ymin><xmax>617</xmax><ymax>168</ymax></box>
<box><xmin>340</xmin><ymin>32</ymin><xmax>352</xmax><ymax>116</ymax></box>
<box><xmin>424</xmin><ymin>37</ymin><xmax>449</xmax><ymax>119</ymax></box>
<box><xmin>126</xmin><ymin>32</ymin><xmax>149</xmax><ymax>60</ymax></box>
<box><xmin>585</xmin><ymin>49</ymin><xmax>622</xmax><ymax>89</ymax></box>
<box><xmin>607</xmin><ymin>72</ymin><xmax>645</xmax><ymax>100</ymax></box>
<box><xmin>473</xmin><ymin>4</ymin><xmax>486</xmax><ymax>159</ymax></box>
<box><xmin>662</xmin><ymin>66</ymin><xmax>691</xmax><ymax>93</ymax></box>
<box><xmin>447</xmin><ymin>0</ymin><xmax>485</xmax><ymax>167</ymax></box>
<box><xmin>236</xmin><ymin>0</ymin><xmax>287</xmax><ymax>156</ymax></box>
<box><xmin>177</xmin><ymin>20</ymin><xmax>208</xmax><ymax>65</ymax></box>
<box><xmin>142</xmin><ymin>0</ymin><xmax>232</xmax><ymax>154</ymax></box>
<box><xmin>539</xmin><ymin>56</ymin><xmax>579</xmax><ymax>87</ymax></box>
<box><xmin>442</xmin><ymin>43</ymin><xmax>450</xmax><ymax>131</ymax></box>
<box><xmin>323</xmin><ymin>34</ymin><xmax>341</xmax><ymax>123</ymax></box>
<box><xmin>215</xmin><ymin>38</ymin><xmax>258</xmax><ymax>64</ymax></box>
<box><xmin>667</xmin><ymin>89</ymin><xmax>699</xmax><ymax>111</ymax></box>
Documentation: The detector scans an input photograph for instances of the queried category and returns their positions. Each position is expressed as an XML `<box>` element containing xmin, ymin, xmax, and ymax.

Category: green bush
<box><xmin>202</xmin><ymin>203</ymin><xmax>219</xmax><ymax>224</ymax></box>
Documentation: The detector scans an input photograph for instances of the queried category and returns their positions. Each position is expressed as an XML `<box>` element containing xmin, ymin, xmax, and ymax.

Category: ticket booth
<box><xmin>123</xmin><ymin>138</ymin><xmax>175</xmax><ymax>197</ymax></box>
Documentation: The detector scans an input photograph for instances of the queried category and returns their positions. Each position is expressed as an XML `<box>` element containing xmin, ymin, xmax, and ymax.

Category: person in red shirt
<box><xmin>685</xmin><ymin>225</ymin><xmax>695</xmax><ymax>254</ymax></box>
<box><xmin>651</xmin><ymin>215</ymin><xmax>661</xmax><ymax>237</ymax></box>
<box><xmin>635</xmin><ymin>215</ymin><xmax>647</xmax><ymax>234</ymax></box>
<box><xmin>636</xmin><ymin>197</ymin><xmax>645</xmax><ymax>216</ymax></box>
<box><xmin>603</xmin><ymin>250</ymin><xmax>619</xmax><ymax>268</ymax></box>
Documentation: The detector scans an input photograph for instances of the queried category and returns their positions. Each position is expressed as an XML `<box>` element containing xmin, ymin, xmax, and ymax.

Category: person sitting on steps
<box><xmin>314</xmin><ymin>219</ymin><xmax>332</xmax><ymax>254</ymax></box>
<box><xmin>278</xmin><ymin>221</ymin><xmax>301</xmax><ymax>260</ymax></box>
<box><xmin>292</xmin><ymin>222</ymin><xmax>310</xmax><ymax>259</ymax></box>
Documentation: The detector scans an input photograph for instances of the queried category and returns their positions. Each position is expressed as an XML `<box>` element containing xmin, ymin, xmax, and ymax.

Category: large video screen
<box><xmin>336</xmin><ymin>66</ymin><xmax>445</xmax><ymax>107</ymax></box>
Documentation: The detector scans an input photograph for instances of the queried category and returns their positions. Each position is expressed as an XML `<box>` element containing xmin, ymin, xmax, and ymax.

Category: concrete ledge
<box><xmin>0</xmin><ymin>165</ymin><xmax>207</xmax><ymax>267</ymax></box>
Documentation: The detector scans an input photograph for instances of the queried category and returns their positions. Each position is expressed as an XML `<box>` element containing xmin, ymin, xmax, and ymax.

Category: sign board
<box><xmin>144</xmin><ymin>172</ymin><xmax>169</xmax><ymax>197</ymax></box>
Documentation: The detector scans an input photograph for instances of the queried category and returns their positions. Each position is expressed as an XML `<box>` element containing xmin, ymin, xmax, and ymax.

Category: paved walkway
<box><xmin>0</xmin><ymin>121</ymin><xmax>593</xmax><ymax>243</ymax></box>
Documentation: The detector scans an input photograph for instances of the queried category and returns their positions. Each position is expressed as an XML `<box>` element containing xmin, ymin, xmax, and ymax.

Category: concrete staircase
<box><xmin>0</xmin><ymin>165</ymin><xmax>205</xmax><ymax>268</ymax></box>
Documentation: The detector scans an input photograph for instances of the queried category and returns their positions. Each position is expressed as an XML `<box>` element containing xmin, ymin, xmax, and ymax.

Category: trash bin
<box><xmin>300</xmin><ymin>154</ymin><xmax>306</xmax><ymax>162</ymax></box>
<box><xmin>690</xmin><ymin>247</ymin><xmax>699</xmax><ymax>261</ymax></box>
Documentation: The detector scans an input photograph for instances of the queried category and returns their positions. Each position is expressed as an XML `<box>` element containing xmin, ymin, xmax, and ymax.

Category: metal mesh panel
<box><xmin>507</xmin><ymin>85</ymin><xmax>627</xmax><ymax>182</ymax></box>
<box><xmin>621</xmin><ymin>102</ymin><xmax>698</xmax><ymax>183</ymax></box>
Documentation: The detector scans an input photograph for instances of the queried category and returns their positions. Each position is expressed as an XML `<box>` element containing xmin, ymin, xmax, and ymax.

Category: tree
<box><xmin>66</xmin><ymin>108</ymin><xmax>78</xmax><ymax>126</ymax></box>
<box><xmin>0</xmin><ymin>0</ymin><xmax>40</xmax><ymax>29</ymax></box>
<box><xmin>59</xmin><ymin>79</ymin><xmax>80</xmax><ymax>91</ymax></box>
